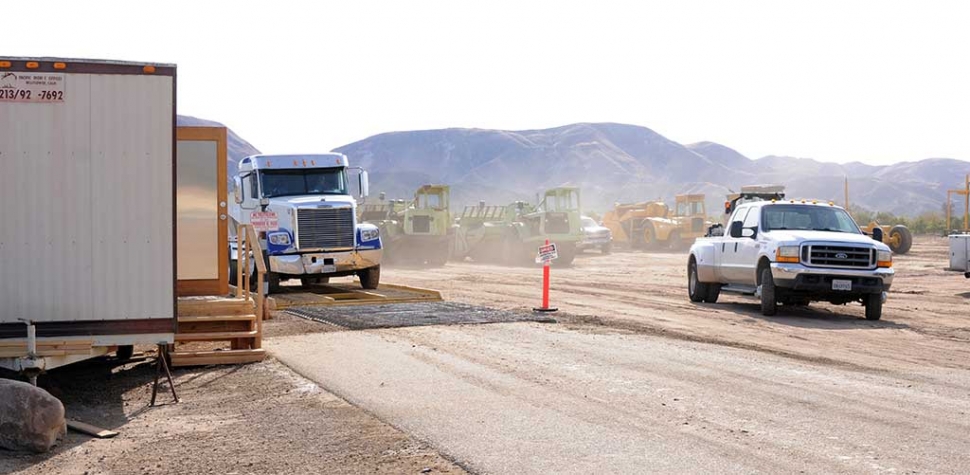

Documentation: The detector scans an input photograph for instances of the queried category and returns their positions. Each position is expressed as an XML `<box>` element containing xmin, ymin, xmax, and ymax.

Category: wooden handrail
<box><xmin>234</xmin><ymin>223</ymin><xmax>267</xmax><ymax>349</ymax></box>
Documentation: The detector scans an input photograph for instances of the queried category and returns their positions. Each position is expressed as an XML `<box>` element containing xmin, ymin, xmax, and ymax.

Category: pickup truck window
<box><xmin>742</xmin><ymin>207</ymin><xmax>759</xmax><ymax>228</ymax></box>
<box><xmin>730</xmin><ymin>207</ymin><xmax>749</xmax><ymax>226</ymax></box>
<box><xmin>762</xmin><ymin>205</ymin><xmax>861</xmax><ymax>234</ymax></box>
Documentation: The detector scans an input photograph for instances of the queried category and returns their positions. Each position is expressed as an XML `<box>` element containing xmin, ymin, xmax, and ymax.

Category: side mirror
<box><xmin>871</xmin><ymin>227</ymin><xmax>883</xmax><ymax>242</ymax></box>
<box><xmin>743</xmin><ymin>227</ymin><xmax>757</xmax><ymax>239</ymax></box>
<box><xmin>233</xmin><ymin>176</ymin><xmax>243</xmax><ymax>204</ymax></box>
<box><xmin>358</xmin><ymin>170</ymin><xmax>370</xmax><ymax>198</ymax></box>
<box><xmin>729</xmin><ymin>221</ymin><xmax>744</xmax><ymax>238</ymax></box>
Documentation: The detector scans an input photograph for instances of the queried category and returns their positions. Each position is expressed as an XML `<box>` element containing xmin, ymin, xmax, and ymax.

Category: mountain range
<box><xmin>180</xmin><ymin>116</ymin><xmax>969</xmax><ymax>217</ymax></box>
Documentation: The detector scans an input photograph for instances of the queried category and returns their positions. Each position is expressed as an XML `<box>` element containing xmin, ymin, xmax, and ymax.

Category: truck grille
<box><xmin>297</xmin><ymin>207</ymin><xmax>355</xmax><ymax>250</ymax></box>
<box><xmin>804</xmin><ymin>245</ymin><xmax>874</xmax><ymax>269</ymax></box>
<box><xmin>412</xmin><ymin>215</ymin><xmax>432</xmax><ymax>234</ymax></box>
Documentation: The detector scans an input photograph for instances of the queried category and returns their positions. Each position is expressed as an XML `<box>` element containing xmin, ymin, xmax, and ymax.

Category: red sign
<box><xmin>251</xmin><ymin>211</ymin><xmax>279</xmax><ymax>232</ymax></box>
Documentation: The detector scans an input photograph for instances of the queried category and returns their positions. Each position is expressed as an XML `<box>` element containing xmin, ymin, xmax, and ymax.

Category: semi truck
<box><xmin>228</xmin><ymin>153</ymin><xmax>382</xmax><ymax>293</ymax></box>
<box><xmin>0</xmin><ymin>57</ymin><xmax>178</xmax><ymax>379</ymax></box>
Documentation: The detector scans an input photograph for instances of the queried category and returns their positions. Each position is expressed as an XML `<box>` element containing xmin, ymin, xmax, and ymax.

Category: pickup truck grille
<box><xmin>296</xmin><ymin>207</ymin><xmax>355</xmax><ymax>250</ymax></box>
<box><xmin>804</xmin><ymin>245</ymin><xmax>874</xmax><ymax>269</ymax></box>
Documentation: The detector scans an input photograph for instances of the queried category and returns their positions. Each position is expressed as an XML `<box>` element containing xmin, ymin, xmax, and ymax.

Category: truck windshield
<box><xmin>762</xmin><ymin>205</ymin><xmax>861</xmax><ymax>234</ymax></box>
<box><xmin>259</xmin><ymin>168</ymin><xmax>347</xmax><ymax>198</ymax></box>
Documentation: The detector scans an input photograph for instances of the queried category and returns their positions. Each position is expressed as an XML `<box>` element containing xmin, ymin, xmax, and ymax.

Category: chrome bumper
<box><xmin>269</xmin><ymin>248</ymin><xmax>382</xmax><ymax>275</ymax></box>
<box><xmin>771</xmin><ymin>263</ymin><xmax>894</xmax><ymax>289</ymax></box>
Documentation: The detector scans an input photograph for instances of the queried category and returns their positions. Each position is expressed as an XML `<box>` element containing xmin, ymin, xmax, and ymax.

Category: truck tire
<box><xmin>641</xmin><ymin>224</ymin><xmax>657</xmax><ymax>250</ymax></box>
<box><xmin>553</xmin><ymin>244</ymin><xmax>576</xmax><ymax>267</ymax></box>
<box><xmin>889</xmin><ymin>225</ymin><xmax>913</xmax><ymax>254</ymax></box>
<box><xmin>688</xmin><ymin>258</ymin><xmax>713</xmax><ymax>303</ymax></box>
<box><xmin>116</xmin><ymin>345</ymin><xmax>134</xmax><ymax>361</ymax></box>
<box><xmin>667</xmin><ymin>230</ymin><xmax>681</xmax><ymax>251</ymax></box>
<box><xmin>267</xmin><ymin>272</ymin><xmax>281</xmax><ymax>294</ymax></box>
<box><xmin>601</xmin><ymin>242</ymin><xmax>612</xmax><ymax>255</ymax></box>
<box><xmin>704</xmin><ymin>282</ymin><xmax>721</xmax><ymax>303</ymax></box>
<box><xmin>359</xmin><ymin>265</ymin><xmax>381</xmax><ymax>290</ymax></box>
<box><xmin>865</xmin><ymin>293</ymin><xmax>883</xmax><ymax>321</ymax></box>
<box><xmin>760</xmin><ymin>268</ymin><xmax>777</xmax><ymax>316</ymax></box>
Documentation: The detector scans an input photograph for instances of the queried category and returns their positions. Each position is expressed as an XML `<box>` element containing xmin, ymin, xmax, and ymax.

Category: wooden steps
<box><xmin>171</xmin><ymin>295</ymin><xmax>265</xmax><ymax>367</ymax></box>
<box><xmin>170</xmin><ymin>348</ymin><xmax>266</xmax><ymax>367</ymax></box>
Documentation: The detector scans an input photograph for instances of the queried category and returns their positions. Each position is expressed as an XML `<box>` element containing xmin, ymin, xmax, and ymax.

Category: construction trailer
<box><xmin>359</xmin><ymin>184</ymin><xmax>452</xmax><ymax>266</ymax></box>
<box><xmin>451</xmin><ymin>187</ymin><xmax>585</xmax><ymax>266</ymax></box>
<box><xmin>602</xmin><ymin>194</ymin><xmax>717</xmax><ymax>249</ymax></box>
<box><xmin>0</xmin><ymin>57</ymin><xmax>266</xmax><ymax>379</ymax></box>
<box><xmin>0</xmin><ymin>57</ymin><xmax>178</xmax><ymax>379</ymax></box>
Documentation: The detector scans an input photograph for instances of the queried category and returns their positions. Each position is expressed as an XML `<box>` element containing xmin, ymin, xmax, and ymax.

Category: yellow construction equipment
<box><xmin>946</xmin><ymin>174</ymin><xmax>970</xmax><ymax>233</ymax></box>
<box><xmin>844</xmin><ymin>178</ymin><xmax>913</xmax><ymax>254</ymax></box>
<box><xmin>602</xmin><ymin>194</ymin><xmax>716</xmax><ymax>249</ymax></box>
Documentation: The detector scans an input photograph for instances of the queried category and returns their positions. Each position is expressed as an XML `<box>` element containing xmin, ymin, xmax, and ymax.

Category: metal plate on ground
<box><xmin>267</xmin><ymin>283</ymin><xmax>442</xmax><ymax>310</ymax></box>
<box><xmin>284</xmin><ymin>302</ymin><xmax>555</xmax><ymax>330</ymax></box>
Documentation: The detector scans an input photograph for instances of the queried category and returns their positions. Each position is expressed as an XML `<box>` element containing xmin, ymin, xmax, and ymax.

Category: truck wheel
<box><xmin>704</xmin><ymin>283</ymin><xmax>721</xmax><ymax>304</ymax></box>
<box><xmin>864</xmin><ymin>293</ymin><xmax>883</xmax><ymax>321</ymax></box>
<box><xmin>553</xmin><ymin>244</ymin><xmax>576</xmax><ymax>267</ymax></box>
<box><xmin>688</xmin><ymin>258</ymin><xmax>710</xmax><ymax>303</ymax></box>
<box><xmin>229</xmin><ymin>258</ymin><xmax>238</xmax><ymax>286</ymax></box>
<box><xmin>116</xmin><ymin>345</ymin><xmax>134</xmax><ymax>361</ymax></box>
<box><xmin>267</xmin><ymin>272</ymin><xmax>281</xmax><ymax>294</ymax></box>
<box><xmin>667</xmin><ymin>231</ymin><xmax>681</xmax><ymax>251</ymax></box>
<box><xmin>641</xmin><ymin>225</ymin><xmax>657</xmax><ymax>250</ymax></box>
<box><xmin>601</xmin><ymin>242</ymin><xmax>612</xmax><ymax>255</ymax></box>
<box><xmin>760</xmin><ymin>268</ymin><xmax>777</xmax><ymax>316</ymax></box>
<box><xmin>359</xmin><ymin>265</ymin><xmax>381</xmax><ymax>290</ymax></box>
<box><xmin>889</xmin><ymin>225</ymin><xmax>913</xmax><ymax>254</ymax></box>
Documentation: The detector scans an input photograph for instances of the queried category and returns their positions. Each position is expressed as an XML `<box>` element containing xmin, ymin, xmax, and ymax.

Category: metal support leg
<box><xmin>150</xmin><ymin>343</ymin><xmax>179</xmax><ymax>406</ymax></box>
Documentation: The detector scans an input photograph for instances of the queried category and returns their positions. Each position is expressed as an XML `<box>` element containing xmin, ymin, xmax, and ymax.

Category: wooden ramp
<box><xmin>267</xmin><ymin>283</ymin><xmax>443</xmax><ymax>310</ymax></box>
<box><xmin>172</xmin><ymin>296</ymin><xmax>266</xmax><ymax>367</ymax></box>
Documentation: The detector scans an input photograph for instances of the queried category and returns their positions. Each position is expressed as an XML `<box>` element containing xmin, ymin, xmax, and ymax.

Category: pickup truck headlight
<box><xmin>776</xmin><ymin>246</ymin><xmax>800</xmax><ymax>263</ymax></box>
<box><xmin>877</xmin><ymin>250</ymin><xmax>892</xmax><ymax>268</ymax></box>
<box><xmin>268</xmin><ymin>232</ymin><xmax>291</xmax><ymax>246</ymax></box>
<box><xmin>361</xmin><ymin>228</ymin><xmax>380</xmax><ymax>242</ymax></box>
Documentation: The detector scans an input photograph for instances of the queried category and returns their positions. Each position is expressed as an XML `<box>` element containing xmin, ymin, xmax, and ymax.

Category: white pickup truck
<box><xmin>687</xmin><ymin>199</ymin><xmax>895</xmax><ymax>320</ymax></box>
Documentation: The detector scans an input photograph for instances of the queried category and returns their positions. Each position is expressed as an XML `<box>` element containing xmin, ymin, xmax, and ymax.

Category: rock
<box><xmin>0</xmin><ymin>379</ymin><xmax>67</xmax><ymax>452</ymax></box>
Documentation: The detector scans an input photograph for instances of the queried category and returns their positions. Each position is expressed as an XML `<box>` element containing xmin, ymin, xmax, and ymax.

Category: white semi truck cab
<box><xmin>229</xmin><ymin>153</ymin><xmax>382</xmax><ymax>292</ymax></box>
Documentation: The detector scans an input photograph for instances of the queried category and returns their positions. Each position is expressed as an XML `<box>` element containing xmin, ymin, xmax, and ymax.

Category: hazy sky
<box><xmin>6</xmin><ymin>1</ymin><xmax>969</xmax><ymax>164</ymax></box>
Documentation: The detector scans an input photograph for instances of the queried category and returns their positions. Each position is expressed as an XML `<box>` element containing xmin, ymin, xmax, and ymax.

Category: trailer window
<box><xmin>259</xmin><ymin>168</ymin><xmax>347</xmax><ymax>198</ymax></box>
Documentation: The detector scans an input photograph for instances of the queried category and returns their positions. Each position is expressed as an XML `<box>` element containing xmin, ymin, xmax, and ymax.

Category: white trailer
<box><xmin>0</xmin><ymin>57</ymin><xmax>177</xmax><ymax>378</ymax></box>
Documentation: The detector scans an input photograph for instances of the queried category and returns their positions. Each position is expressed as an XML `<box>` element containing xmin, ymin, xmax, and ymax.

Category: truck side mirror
<box><xmin>233</xmin><ymin>176</ymin><xmax>243</xmax><ymax>204</ymax></box>
<box><xmin>359</xmin><ymin>170</ymin><xmax>370</xmax><ymax>198</ymax></box>
<box><xmin>871</xmin><ymin>227</ymin><xmax>883</xmax><ymax>242</ymax></box>
<box><xmin>729</xmin><ymin>221</ymin><xmax>744</xmax><ymax>238</ymax></box>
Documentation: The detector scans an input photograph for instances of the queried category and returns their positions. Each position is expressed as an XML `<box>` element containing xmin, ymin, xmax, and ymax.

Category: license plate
<box><xmin>832</xmin><ymin>279</ymin><xmax>852</xmax><ymax>291</ymax></box>
<box><xmin>321</xmin><ymin>264</ymin><xmax>337</xmax><ymax>273</ymax></box>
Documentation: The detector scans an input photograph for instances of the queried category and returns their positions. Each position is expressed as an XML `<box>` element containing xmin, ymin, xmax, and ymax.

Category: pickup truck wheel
<box><xmin>359</xmin><ymin>265</ymin><xmax>381</xmax><ymax>290</ymax></box>
<box><xmin>760</xmin><ymin>268</ymin><xmax>777</xmax><ymax>316</ymax></box>
<box><xmin>688</xmin><ymin>258</ymin><xmax>709</xmax><ymax>303</ymax></box>
<box><xmin>864</xmin><ymin>293</ymin><xmax>883</xmax><ymax>321</ymax></box>
<box><xmin>601</xmin><ymin>242</ymin><xmax>612</xmax><ymax>255</ymax></box>
<box><xmin>704</xmin><ymin>283</ymin><xmax>720</xmax><ymax>304</ymax></box>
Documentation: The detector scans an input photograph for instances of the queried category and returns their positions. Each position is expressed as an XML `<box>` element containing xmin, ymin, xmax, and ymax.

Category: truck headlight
<box><xmin>877</xmin><ymin>250</ymin><xmax>892</xmax><ymax>268</ymax></box>
<box><xmin>776</xmin><ymin>246</ymin><xmax>800</xmax><ymax>263</ymax></box>
<box><xmin>268</xmin><ymin>232</ymin><xmax>291</xmax><ymax>246</ymax></box>
<box><xmin>361</xmin><ymin>228</ymin><xmax>380</xmax><ymax>242</ymax></box>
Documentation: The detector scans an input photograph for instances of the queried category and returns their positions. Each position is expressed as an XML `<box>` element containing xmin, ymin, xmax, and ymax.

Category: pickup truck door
<box><xmin>736</xmin><ymin>206</ymin><xmax>763</xmax><ymax>285</ymax></box>
<box><xmin>719</xmin><ymin>207</ymin><xmax>749</xmax><ymax>282</ymax></box>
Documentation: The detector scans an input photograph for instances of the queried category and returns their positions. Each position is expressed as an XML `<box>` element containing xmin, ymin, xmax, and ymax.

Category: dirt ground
<box><xmin>4</xmin><ymin>235</ymin><xmax>967</xmax><ymax>474</ymax></box>
<box><xmin>383</xmin><ymin>235</ymin><xmax>970</xmax><ymax>375</ymax></box>
<box><xmin>0</xmin><ymin>354</ymin><xmax>464</xmax><ymax>475</ymax></box>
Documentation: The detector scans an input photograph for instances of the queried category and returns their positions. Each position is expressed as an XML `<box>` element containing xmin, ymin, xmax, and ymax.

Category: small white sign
<box><xmin>0</xmin><ymin>72</ymin><xmax>65</xmax><ymax>102</ymax></box>
<box><xmin>251</xmin><ymin>211</ymin><xmax>279</xmax><ymax>232</ymax></box>
<box><xmin>536</xmin><ymin>243</ymin><xmax>559</xmax><ymax>264</ymax></box>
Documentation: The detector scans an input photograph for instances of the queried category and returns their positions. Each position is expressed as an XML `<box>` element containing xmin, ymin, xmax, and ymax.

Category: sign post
<box><xmin>533</xmin><ymin>240</ymin><xmax>558</xmax><ymax>312</ymax></box>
